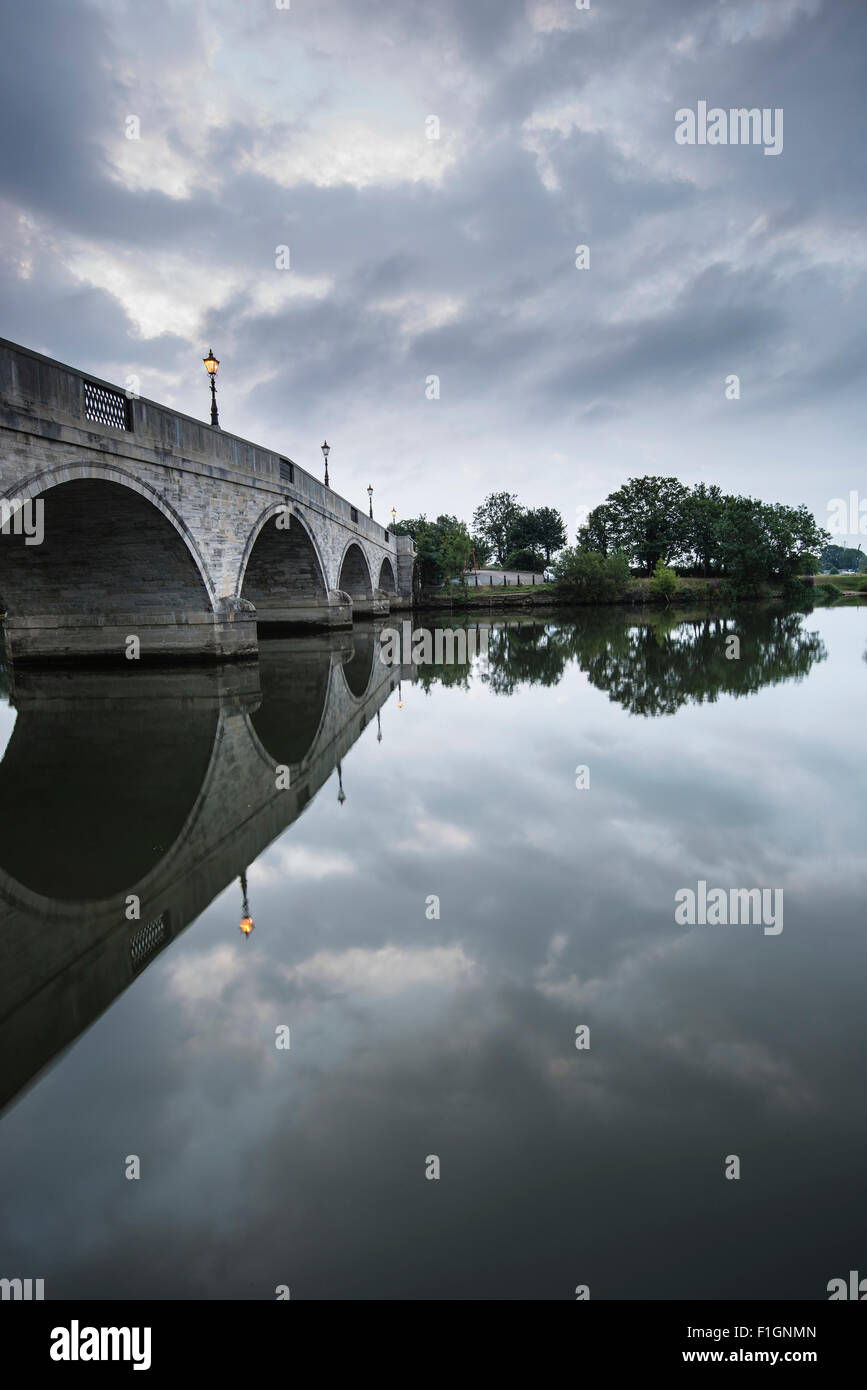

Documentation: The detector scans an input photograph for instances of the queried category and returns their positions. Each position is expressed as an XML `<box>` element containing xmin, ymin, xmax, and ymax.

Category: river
<box><xmin>0</xmin><ymin>602</ymin><xmax>864</xmax><ymax>1299</ymax></box>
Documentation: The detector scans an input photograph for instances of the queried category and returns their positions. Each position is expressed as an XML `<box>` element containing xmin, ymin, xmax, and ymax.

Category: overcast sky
<box><xmin>0</xmin><ymin>0</ymin><xmax>864</xmax><ymax>540</ymax></box>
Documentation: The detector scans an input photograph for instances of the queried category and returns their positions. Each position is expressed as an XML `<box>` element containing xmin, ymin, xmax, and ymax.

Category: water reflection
<box><xmin>0</xmin><ymin>604</ymin><xmax>862</xmax><ymax>1301</ymax></box>
<box><xmin>416</xmin><ymin>606</ymin><xmax>827</xmax><ymax>711</ymax></box>
<box><xmin>0</xmin><ymin>628</ymin><xmax>410</xmax><ymax>1113</ymax></box>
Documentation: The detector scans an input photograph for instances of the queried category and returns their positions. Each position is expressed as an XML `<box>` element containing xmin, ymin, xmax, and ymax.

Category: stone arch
<box><xmin>248</xmin><ymin>639</ymin><xmax>334</xmax><ymax>768</ymax></box>
<box><xmin>237</xmin><ymin>504</ymin><xmax>329</xmax><ymax>617</ymax></box>
<box><xmin>0</xmin><ymin>669</ymin><xmax>219</xmax><ymax>903</ymax></box>
<box><xmin>378</xmin><ymin>555</ymin><xmax>397</xmax><ymax>592</ymax></box>
<box><xmin>0</xmin><ymin>468</ymin><xmax>216</xmax><ymax>627</ymax></box>
<box><xmin>338</xmin><ymin>541</ymin><xmax>373</xmax><ymax>600</ymax></box>
<box><xmin>341</xmin><ymin>625</ymin><xmax>376</xmax><ymax>700</ymax></box>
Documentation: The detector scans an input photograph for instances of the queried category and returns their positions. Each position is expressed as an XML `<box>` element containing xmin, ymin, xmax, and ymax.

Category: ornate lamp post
<box><xmin>239</xmin><ymin>869</ymin><xmax>254</xmax><ymax>936</ymax></box>
<box><xmin>203</xmin><ymin>348</ymin><xmax>220</xmax><ymax>428</ymax></box>
<box><xmin>321</xmin><ymin>440</ymin><xmax>330</xmax><ymax>488</ymax></box>
<box><xmin>391</xmin><ymin>507</ymin><xmax>396</xmax><ymax>527</ymax></box>
<box><xmin>367</xmin><ymin>484</ymin><xmax>374</xmax><ymax>519</ymax></box>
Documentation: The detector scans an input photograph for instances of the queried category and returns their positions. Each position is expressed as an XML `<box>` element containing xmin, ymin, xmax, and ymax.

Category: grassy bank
<box><xmin>418</xmin><ymin>573</ymin><xmax>867</xmax><ymax>612</ymax></box>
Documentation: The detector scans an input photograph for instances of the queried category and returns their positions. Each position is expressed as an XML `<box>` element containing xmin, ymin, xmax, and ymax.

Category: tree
<box><xmin>576</xmin><ymin>505</ymin><xmax>613</xmax><ymax>556</ymax></box>
<box><xmin>505</xmin><ymin>511</ymin><xmax>541</xmax><ymax>564</ymax></box>
<box><xmin>718</xmin><ymin>497</ymin><xmax>828</xmax><ymax>592</ymax></box>
<box><xmin>553</xmin><ymin>548</ymin><xmax>630</xmax><ymax>602</ymax></box>
<box><xmin>472</xmin><ymin>492</ymin><xmax>523</xmax><ymax>566</ymax></box>
<box><xmin>649</xmin><ymin>558</ymin><xmax>678</xmax><ymax>603</ymax></box>
<box><xmin>577</xmin><ymin>477</ymin><xmax>690</xmax><ymax>574</ymax></box>
<box><xmin>392</xmin><ymin>514</ymin><xmax>475</xmax><ymax>587</ymax></box>
<box><xmin>469</xmin><ymin>534</ymin><xmax>492</xmax><ymax>569</ymax></box>
<box><xmin>525</xmin><ymin>506</ymin><xmax>567</xmax><ymax>562</ymax></box>
<box><xmin>820</xmin><ymin>543</ymin><xmax>863</xmax><ymax>573</ymax></box>
<box><xmin>505</xmin><ymin>547</ymin><xmax>545</xmax><ymax>573</ymax></box>
<box><xmin>684</xmin><ymin>483</ymin><xmax>725</xmax><ymax>576</ymax></box>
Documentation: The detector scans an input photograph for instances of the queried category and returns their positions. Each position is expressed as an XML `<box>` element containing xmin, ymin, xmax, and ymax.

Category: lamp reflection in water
<box><xmin>336</xmin><ymin>761</ymin><xmax>346</xmax><ymax>806</ymax></box>
<box><xmin>239</xmin><ymin>869</ymin><xmax>254</xmax><ymax>936</ymax></box>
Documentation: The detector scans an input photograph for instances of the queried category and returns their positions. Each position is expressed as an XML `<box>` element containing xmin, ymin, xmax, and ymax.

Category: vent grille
<box><xmin>279</xmin><ymin>458</ymin><xmax>294</xmax><ymax>483</ymax></box>
<box><xmin>83</xmin><ymin>381</ymin><xmax>131</xmax><ymax>430</ymax></box>
<box><xmin>130</xmin><ymin>913</ymin><xmax>167</xmax><ymax>972</ymax></box>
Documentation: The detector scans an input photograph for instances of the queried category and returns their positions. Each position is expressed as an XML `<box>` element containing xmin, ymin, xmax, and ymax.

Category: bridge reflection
<box><xmin>0</xmin><ymin>626</ymin><xmax>414</xmax><ymax>1113</ymax></box>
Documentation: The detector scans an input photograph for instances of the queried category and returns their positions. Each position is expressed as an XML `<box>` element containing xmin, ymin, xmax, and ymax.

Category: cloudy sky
<box><xmin>0</xmin><ymin>0</ymin><xmax>864</xmax><ymax>539</ymax></box>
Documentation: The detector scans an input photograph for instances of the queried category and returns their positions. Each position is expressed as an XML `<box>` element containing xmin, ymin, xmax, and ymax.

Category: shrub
<box><xmin>649</xmin><ymin>559</ymin><xmax>678</xmax><ymax>602</ymax></box>
<box><xmin>553</xmin><ymin>548</ymin><xmax>631</xmax><ymax>602</ymax></box>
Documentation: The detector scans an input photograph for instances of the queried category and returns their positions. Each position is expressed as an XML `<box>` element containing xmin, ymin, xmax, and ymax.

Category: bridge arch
<box><xmin>237</xmin><ymin>503</ymin><xmax>330</xmax><ymax>616</ymax></box>
<box><xmin>378</xmin><ymin>556</ymin><xmax>397</xmax><ymax>592</ymax></box>
<box><xmin>340</xmin><ymin>625</ymin><xmax>377</xmax><ymax>700</ymax></box>
<box><xmin>0</xmin><ymin>464</ymin><xmax>218</xmax><ymax>618</ymax></box>
<box><xmin>247</xmin><ymin>639</ymin><xmax>335</xmax><ymax>768</ymax></box>
<box><xmin>0</xmin><ymin>467</ymin><xmax>219</xmax><ymax>639</ymax></box>
<box><xmin>0</xmin><ymin>675</ymin><xmax>221</xmax><ymax>906</ymax></box>
<box><xmin>338</xmin><ymin>541</ymin><xmax>373</xmax><ymax>601</ymax></box>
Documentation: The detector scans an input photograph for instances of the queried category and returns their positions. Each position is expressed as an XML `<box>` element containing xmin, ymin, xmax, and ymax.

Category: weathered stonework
<box><xmin>0</xmin><ymin>338</ymin><xmax>415</xmax><ymax>662</ymax></box>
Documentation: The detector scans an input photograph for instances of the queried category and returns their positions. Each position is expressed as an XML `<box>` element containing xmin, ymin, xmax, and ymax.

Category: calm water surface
<box><xmin>0</xmin><ymin>605</ymin><xmax>865</xmax><ymax>1299</ymax></box>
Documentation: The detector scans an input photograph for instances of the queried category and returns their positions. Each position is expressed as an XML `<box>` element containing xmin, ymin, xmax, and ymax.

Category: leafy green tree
<box><xmin>511</xmin><ymin>506</ymin><xmax>566</xmax><ymax>563</ymax></box>
<box><xmin>553</xmin><ymin>548</ymin><xmax>630</xmax><ymax>602</ymax></box>
<box><xmin>392</xmin><ymin>514</ymin><xmax>475</xmax><ymax>587</ymax></box>
<box><xmin>719</xmin><ymin>498</ymin><xmax>828</xmax><ymax>593</ymax></box>
<box><xmin>506</xmin><ymin>510</ymin><xmax>543</xmax><ymax>564</ymax></box>
<box><xmin>438</xmin><ymin>520</ymin><xmax>474</xmax><ymax>582</ymax></box>
<box><xmin>469</xmin><ymin>534</ymin><xmax>492</xmax><ymax>569</ymax></box>
<box><xmin>578</xmin><ymin>477</ymin><xmax>690</xmax><ymax>574</ymax></box>
<box><xmin>820</xmin><ymin>543</ymin><xmax>864</xmax><ymax>572</ymax></box>
<box><xmin>505</xmin><ymin>547</ymin><xmax>545</xmax><ymax>573</ymax></box>
<box><xmin>649</xmin><ymin>558</ymin><xmax>678</xmax><ymax>602</ymax></box>
<box><xmin>473</xmin><ymin>492</ymin><xmax>523</xmax><ymax>566</ymax></box>
<box><xmin>576</xmin><ymin>505</ymin><xmax>613</xmax><ymax>555</ymax></box>
<box><xmin>684</xmin><ymin>483</ymin><xmax>726</xmax><ymax>575</ymax></box>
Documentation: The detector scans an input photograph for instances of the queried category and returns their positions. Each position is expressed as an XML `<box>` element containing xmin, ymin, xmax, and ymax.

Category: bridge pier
<box><xmin>1</xmin><ymin>607</ymin><xmax>258</xmax><ymax>664</ymax></box>
<box><xmin>351</xmin><ymin>588</ymin><xmax>391</xmax><ymax>618</ymax></box>
<box><xmin>248</xmin><ymin>588</ymin><xmax>352</xmax><ymax>633</ymax></box>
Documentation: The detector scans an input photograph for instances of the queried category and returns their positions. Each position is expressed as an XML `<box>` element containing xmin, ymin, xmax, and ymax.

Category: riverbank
<box><xmin>417</xmin><ymin>574</ymin><xmax>867</xmax><ymax>613</ymax></box>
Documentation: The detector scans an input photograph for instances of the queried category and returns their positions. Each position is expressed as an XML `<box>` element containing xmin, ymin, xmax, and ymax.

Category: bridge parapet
<box><xmin>0</xmin><ymin>337</ymin><xmax>415</xmax><ymax>662</ymax></box>
<box><xmin>0</xmin><ymin>337</ymin><xmax>396</xmax><ymax>548</ymax></box>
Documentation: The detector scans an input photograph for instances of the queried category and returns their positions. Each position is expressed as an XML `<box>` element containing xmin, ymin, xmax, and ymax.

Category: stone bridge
<box><xmin>0</xmin><ymin>337</ymin><xmax>415</xmax><ymax>662</ymax></box>
<box><xmin>0</xmin><ymin>628</ymin><xmax>418</xmax><ymax>1113</ymax></box>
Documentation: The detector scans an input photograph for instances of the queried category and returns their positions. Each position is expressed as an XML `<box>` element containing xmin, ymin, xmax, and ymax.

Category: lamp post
<box><xmin>391</xmin><ymin>508</ymin><xmax>396</xmax><ymax>527</ymax></box>
<box><xmin>336</xmin><ymin>761</ymin><xmax>346</xmax><ymax>805</ymax></box>
<box><xmin>376</xmin><ymin>709</ymin><xmax>382</xmax><ymax>743</ymax></box>
<box><xmin>203</xmin><ymin>348</ymin><xmax>220</xmax><ymax>428</ymax></box>
<box><xmin>239</xmin><ymin>869</ymin><xmax>254</xmax><ymax>936</ymax></box>
<box><xmin>321</xmin><ymin>440</ymin><xmax>330</xmax><ymax>488</ymax></box>
<box><xmin>367</xmin><ymin>484</ymin><xmax>374</xmax><ymax>519</ymax></box>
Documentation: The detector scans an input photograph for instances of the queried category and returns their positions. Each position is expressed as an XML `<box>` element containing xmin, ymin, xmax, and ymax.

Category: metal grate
<box><xmin>350</xmin><ymin>506</ymin><xmax>358</xmax><ymax>524</ymax></box>
<box><xmin>83</xmin><ymin>380</ymin><xmax>130</xmax><ymax>430</ymax></box>
<box><xmin>279</xmin><ymin>458</ymin><xmax>294</xmax><ymax>483</ymax></box>
<box><xmin>130</xmin><ymin>913</ymin><xmax>167</xmax><ymax>972</ymax></box>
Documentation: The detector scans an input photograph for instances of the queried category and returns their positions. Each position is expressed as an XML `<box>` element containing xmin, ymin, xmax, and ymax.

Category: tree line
<box><xmin>570</xmin><ymin>477</ymin><xmax>827</xmax><ymax>592</ymax></box>
<box><xmin>820</xmin><ymin>543</ymin><xmax>865</xmax><ymax>574</ymax></box>
<box><xmin>392</xmin><ymin>493</ymin><xmax>567</xmax><ymax>587</ymax></box>
<box><xmin>393</xmin><ymin>476</ymin><xmax>828</xmax><ymax>594</ymax></box>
